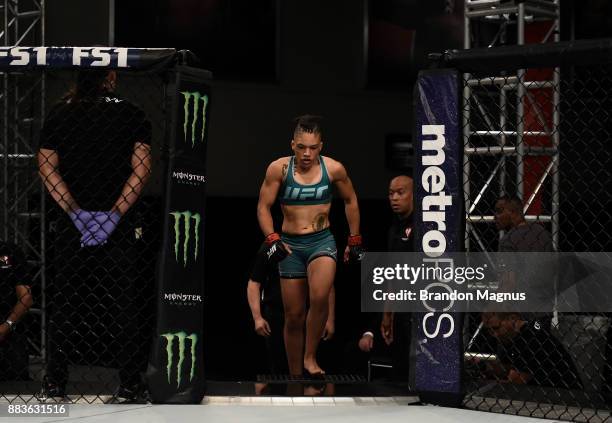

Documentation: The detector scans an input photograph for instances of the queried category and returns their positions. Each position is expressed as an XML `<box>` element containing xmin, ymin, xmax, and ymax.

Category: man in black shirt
<box><xmin>494</xmin><ymin>195</ymin><xmax>554</xmax><ymax>317</ymax></box>
<box><xmin>381</xmin><ymin>175</ymin><xmax>414</xmax><ymax>383</ymax></box>
<box><xmin>494</xmin><ymin>196</ymin><xmax>553</xmax><ymax>253</ymax></box>
<box><xmin>482</xmin><ymin>312</ymin><xmax>581</xmax><ymax>389</ymax></box>
<box><xmin>0</xmin><ymin>241</ymin><xmax>33</xmax><ymax>380</ymax></box>
<box><xmin>350</xmin><ymin>175</ymin><xmax>413</xmax><ymax>381</ymax></box>
<box><xmin>246</xmin><ymin>243</ymin><xmax>288</xmax><ymax>375</ymax></box>
<box><xmin>37</xmin><ymin>70</ymin><xmax>153</xmax><ymax>402</ymax></box>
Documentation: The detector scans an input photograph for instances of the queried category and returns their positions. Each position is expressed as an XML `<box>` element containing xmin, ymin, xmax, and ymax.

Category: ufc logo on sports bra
<box><xmin>283</xmin><ymin>185</ymin><xmax>329</xmax><ymax>201</ymax></box>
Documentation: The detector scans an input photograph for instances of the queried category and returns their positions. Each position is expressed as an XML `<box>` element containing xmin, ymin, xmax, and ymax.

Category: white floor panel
<box><xmin>7</xmin><ymin>400</ymin><xmax>560</xmax><ymax>423</ymax></box>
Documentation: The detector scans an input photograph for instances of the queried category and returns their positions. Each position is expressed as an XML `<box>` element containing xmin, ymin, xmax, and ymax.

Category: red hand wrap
<box><xmin>348</xmin><ymin>234</ymin><xmax>362</xmax><ymax>246</ymax></box>
<box><xmin>265</xmin><ymin>232</ymin><xmax>281</xmax><ymax>245</ymax></box>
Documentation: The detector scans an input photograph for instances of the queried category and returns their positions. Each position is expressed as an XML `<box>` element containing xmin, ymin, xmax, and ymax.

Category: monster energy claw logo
<box><xmin>170</xmin><ymin>211</ymin><xmax>201</xmax><ymax>267</ymax></box>
<box><xmin>161</xmin><ymin>331</ymin><xmax>198</xmax><ymax>388</ymax></box>
<box><xmin>181</xmin><ymin>91</ymin><xmax>208</xmax><ymax>147</ymax></box>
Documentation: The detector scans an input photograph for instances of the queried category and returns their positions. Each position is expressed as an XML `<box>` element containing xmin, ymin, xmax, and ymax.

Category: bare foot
<box><xmin>303</xmin><ymin>359</ymin><xmax>325</xmax><ymax>376</ymax></box>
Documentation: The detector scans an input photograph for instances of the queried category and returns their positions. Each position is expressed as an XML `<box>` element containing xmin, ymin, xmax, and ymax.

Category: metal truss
<box><xmin>463</xmin><ymin>0</ymin><xmax>560</xmax><ymax>252</ymax></box>
<box><xmin>1</xmin><ymin>0</ymin><xmax>46</xmax><ymax>361</ymax></box>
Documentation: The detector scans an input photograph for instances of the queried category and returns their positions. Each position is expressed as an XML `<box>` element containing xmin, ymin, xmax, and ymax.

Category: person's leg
<box><xmin>340</xmin><ymin>339</ymin><xmax>370</xmax><ymax>377</ymax></box>
<box><xmin>112</xmin><ymin>241</ymin><xmax>150</xmax><ymax>394</ymax></box>
<box><xmin>43</xmin><ymin>208</ymin><xmax>87</xmax><ymax>396</ymax></box>
<box><xmin>46</xmin><ymin>301</ymin><xmax>70</xmax><ymax>390</ymax></box>
<box><xmin>304</xmin><ymin>256</ymin><xmax>335</xmax><ymax>375</ymax></box>
<box><xmin>262</xmin><ymin>303</ymin><xmax>288</xmax><ymax>374</ymax></box>
<box><xmin>115</xmin><ymin>288</ymin><xmax>145</xmax><ymax>390</ymax></box>
<box><xmin>280</xmin><ymin>278</ymin><xmax>308</xmax><ymax>376</ymax></box>
<box><xmin>391</xmin><ymin>313</ymin><xmax>411</xmax><ymax>383</ymax></box>
<box><xmin>0</xmin><ymin>332</ymin><xmax>30</xmax><ymax>380</ymax></box>
<box><xmin>45</xmin><ymin>252</ymin><xmax>77</xmax><ymax>394</ymax></box>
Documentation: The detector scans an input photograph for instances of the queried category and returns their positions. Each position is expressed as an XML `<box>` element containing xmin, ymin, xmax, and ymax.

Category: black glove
<box><xmin>348</xmin><ymin>234</ymin><xmax>365</xmax><ymax>262</ymax></box>
<box><xmin>265</xmin><ymin>232</ymin><xmax>289</xmax><ymax>262</ymax></box>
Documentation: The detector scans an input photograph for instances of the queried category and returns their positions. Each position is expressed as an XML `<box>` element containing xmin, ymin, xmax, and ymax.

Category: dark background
<box><xmin>41</xmin><ymin>0</ymin><xmax>612</xmax><ymax>380</ymax></box>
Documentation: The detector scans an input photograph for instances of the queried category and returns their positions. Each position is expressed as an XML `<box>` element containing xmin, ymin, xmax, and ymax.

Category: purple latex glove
<box><xmin>68</xmin><ymin>209</ymin><xmax>97</xmax><ymax>244</ymax></box>
<box><xmin>81</xmin><ymin>211</ymin><xmax>122</xmax><ymax>247</ymax></box>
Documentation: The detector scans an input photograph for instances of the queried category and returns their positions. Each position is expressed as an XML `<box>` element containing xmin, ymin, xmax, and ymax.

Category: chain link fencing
<box><xmin>452</xmin><ymin>42</ymin><xmax>612</xmax><ymax>421</ymax></box>
<box><xmin>1</xmin><ymin>66</ymin><xmax>170</xmax><ymax>404</ymax></box>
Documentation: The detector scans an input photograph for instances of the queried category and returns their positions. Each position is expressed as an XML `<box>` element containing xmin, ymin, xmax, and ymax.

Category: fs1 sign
<box><xmin>0</xmin><ymin>47</ymin><xmax>134</xmax><ymax>68</ymax></box>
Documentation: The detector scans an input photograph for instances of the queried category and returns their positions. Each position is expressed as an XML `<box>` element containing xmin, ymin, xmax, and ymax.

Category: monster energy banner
<box><xmin>147</xmin><ymin>66</ymin><xmax>211</xmax><ymax>403</ymax></box>
<box><xmin>411</xmin><ymin>69</ymin><xmax>464</xmax><ymax>407</ymax></box>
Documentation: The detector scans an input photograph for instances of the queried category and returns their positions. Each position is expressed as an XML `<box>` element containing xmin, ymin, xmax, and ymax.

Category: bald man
<box><xmin>381</xmin><ymin>175</ymin><xmax>414</xmax><ymax>382</ymax></box>
<box><xmin>352</xmin><ymin>176</ymin><xmax>414</xmax><ymax>382</ymax></box>
<box><xmin>387</xmin><ymin>175</ymin><xmax>414</xmax><ymax>252</ymax></box>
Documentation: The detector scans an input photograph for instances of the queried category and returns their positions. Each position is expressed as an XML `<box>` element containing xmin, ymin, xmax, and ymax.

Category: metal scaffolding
<box><xmin>463</xmin><ymin>0</ymin><xmax>560</xmax><ymax>252</ymax></box>
<box><xmin>1</xmin><ymin>0</ymin><xmax>46</xmax><ymax>361</ymax></box>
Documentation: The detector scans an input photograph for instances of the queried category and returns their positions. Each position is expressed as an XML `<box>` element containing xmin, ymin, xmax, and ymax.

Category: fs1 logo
<box><xmin>181</xmin><ymin>91</ymin><xmax>209</xmax><ymax>148</ymax></box>
<box><xmin>0</xmin><ymin>47</ymin><xmax>131</xmax><ymax>67</ymax></box>
<box><xmin>170</xmin><ymin>211</ymin><xmax>201</xmax><ymax>267</ymax></box>
<box><xmin>161</xmin><ymin>331</ymin><xmax>197</xmax><ymax>388</ymax></box>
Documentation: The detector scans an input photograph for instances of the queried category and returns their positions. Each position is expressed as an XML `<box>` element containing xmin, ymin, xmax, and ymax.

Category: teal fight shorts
<box><xmin>279</xmin><ymin>229</ymin><xmax>337</xmax><ymax>279</ymax></box>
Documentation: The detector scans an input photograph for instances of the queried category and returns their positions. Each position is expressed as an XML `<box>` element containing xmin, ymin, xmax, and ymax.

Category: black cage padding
<box><xmin>437</xmin><ymin>38</ymin><xmax>612</xmax><ymax>73</ymax></box>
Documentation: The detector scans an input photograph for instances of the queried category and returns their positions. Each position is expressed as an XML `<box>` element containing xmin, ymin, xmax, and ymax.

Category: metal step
<box><xmin>465</xmin><ymin>146</ymin><xmax>557</xmax><ymax>156</ymax></box>
<box><xmin>467</xmin><ymin>215</ymin><xmax>552</xmax><ymax>223</ymax></box>
<box><xmin>17</xmin><ymin>212</ymin><xmax>41</xmax><ymax>218</ymax></box>
<box><xmin>466</xmin><ymin>0</ymin><xmax>558</xmax><ymax>19</ymax></box>
<box><xmin>467</xmin><ymin>77</ymin><xmax>555</xmax><ymax>89</ymax></box>
<box><xmin>470</xmin><ymin>130</ymin><xmax>549</xmax><ymax>137</ymax></box>
<box><xmin>0</xmin><ymin>153</ymin><xmax>35</xmax><ymax>159</ymax></box>
<box><xmin>257</xmin><ymin>373</ymin><xmax>366</xmax><ymax>384</ymax></box>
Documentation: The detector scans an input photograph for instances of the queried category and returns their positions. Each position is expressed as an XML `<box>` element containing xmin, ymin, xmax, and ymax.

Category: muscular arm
<box><xmin>7</xmin><ymin>285</ymin><xmax>33</xmax><ymax>323</ymax></box>
<box><xmin>246</xmin><ymin>280</ymin><xmax>263</xmax><ymax>322</ymax></box>
<box><xmin>507</xmin><ymin>368</ymin><xmax>532</xmax><ymax>384</ymax></box>
<box><xmin>484</xmin><ymin>359</ymin><xmax>509</xmax><ymax>378</ymax></box>
<box><xmin>247</xmin><ymin>279</ymin><xmax>271</xmax><ymax>337</ymax></box>
<box><xmin>37</xmin><ymin>148</ymin><xmax>78</xmax><ymax>212</ymax></box>
<box><xmin>328</xmin><ymin>285</ymin><xmax>335</xmax><ymax>322</ymax></box>
<box><xmin>112</xmin><ymin>142</ymin><xmax>152</xmax><ymax>215</ymax></box>
<box><xmin>257</xmin><ymin>161</ymin><xmax>283</xmax><ymax>236</ymax></box>
<box><xmin>0</xmin><ymin>284</ymin><xmax>32</xmax><ymax>341</ymax></box>
<box><xmin>331</xmin><ymin>161</ymin><xmax>360</xmax><ymax>235</ymax></box>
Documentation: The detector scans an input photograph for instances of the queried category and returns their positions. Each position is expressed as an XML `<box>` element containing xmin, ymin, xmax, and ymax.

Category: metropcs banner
<box><xmin>411</xmin><ymin>69</ymin><xmax>464</xmax><ymax>406</ymax></box>
<box><xmin>147</xmin><ymin>66</ymin><xmax>211</xmax><ymax>403</ymax></box>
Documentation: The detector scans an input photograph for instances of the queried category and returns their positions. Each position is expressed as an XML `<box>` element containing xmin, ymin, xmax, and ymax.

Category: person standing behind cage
<box><xmin>494</xmin><ymin>195</ymin><xmax>553</xmax><ymax>253</ymax></box>
<box><xmin>37</xmin><ymin>69</ymin><xmax>153</xmax><ymax>403</ymax></box>
<box><xmin>494</xmin><ymin>195</ymin><xmax>554</xmax><ymax>313</ymax></box>
<box><xmin>487</xmin><ymin>195</ymin><xmax>557</xmax><ymax>379</ymax></box>
<box><xmin>480</xmin><ymin>312</ymin><xmax>581</xmax><ymax>389</ymax></box>
<box><xmin>0</xmin><ymin>241</ymin><xmax>34</xmax><ymax>381</ymax></box>
<box><xmin>257</xmin><ymin>115</ymin><xmax>363</xmax><ymax>377</ymax></box>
